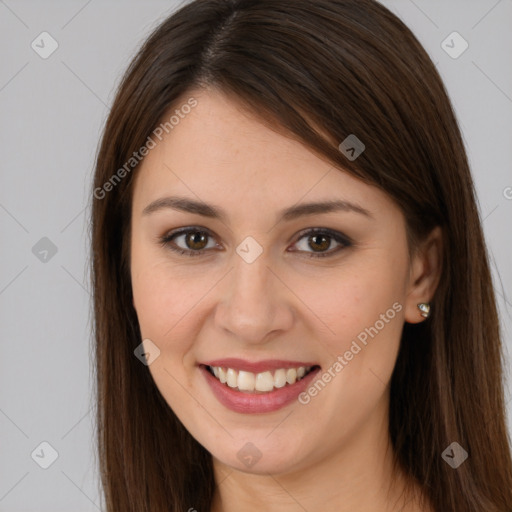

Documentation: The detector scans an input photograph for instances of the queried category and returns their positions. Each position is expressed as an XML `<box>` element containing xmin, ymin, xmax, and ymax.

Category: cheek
<box><xmin>300</xmin><ymin>251</ymin><xmax>408</xmax><ymax>405</ymax></box>
<box><xmin>132</xmin><ymin>267</ymin><xmax>205</xmax><ymax>346</ymax></box>
<box><xmin>131</xmin><ymin>238</ymin><xmax>203</xmax><ymax>353</ymax></box>
<box><xmin>286</xmin><ymin>268</ymin><xmax>406</xmax><ymax>453</ymax></box>
<box><xmin>304</xmin><ymin>260</ymin><xmax>405</xmax><ymax>345</ymax></box>
<box><xmin>131</xmin><ymin>262</ymin><xmax>205</xmax><ymax>413</ymax></box>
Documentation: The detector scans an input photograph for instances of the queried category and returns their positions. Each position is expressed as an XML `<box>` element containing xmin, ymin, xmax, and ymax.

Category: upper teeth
<box><xmin>209</xmin><ymin>366</ymin><xmax>311</xmax><ymax>392</ymax></box>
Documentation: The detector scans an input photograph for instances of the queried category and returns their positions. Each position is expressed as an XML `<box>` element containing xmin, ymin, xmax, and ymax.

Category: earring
<box><xmin>417</xmin><ymin>303</ymin><xmax>431</xmax><ymax>318</ymax></box>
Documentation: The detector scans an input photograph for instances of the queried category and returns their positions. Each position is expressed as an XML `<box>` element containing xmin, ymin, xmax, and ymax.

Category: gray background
<box><xmin>1</xmin><ymin>0</ymin><xmax>511</xmax><ymax>510</ymax></box>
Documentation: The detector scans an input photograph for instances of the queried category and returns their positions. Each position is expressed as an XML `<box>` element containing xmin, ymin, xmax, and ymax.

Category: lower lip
<box><xmin>200</xmin><ymin>365</ymin><xmax>321</xmax><ymax>414</ymax></box>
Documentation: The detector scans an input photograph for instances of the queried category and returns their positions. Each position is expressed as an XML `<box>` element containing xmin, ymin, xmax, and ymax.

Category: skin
<box><xmin>130</xmin><ymin>88</ymin><xmax>442</xmax><ymax>512</ymax></box>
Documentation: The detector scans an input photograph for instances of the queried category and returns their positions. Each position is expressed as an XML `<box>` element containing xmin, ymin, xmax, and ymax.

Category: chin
<box><xmin>207</xmin><ymin>433</ymin><xmax>311</xmax><ymax>476</ymax></box>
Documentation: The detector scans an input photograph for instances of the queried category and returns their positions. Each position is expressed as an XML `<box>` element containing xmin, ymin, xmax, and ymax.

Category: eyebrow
<box><xmin>142</xmin><ymin>196</ymin><xmax>372</xmax><ymax>222</ymax></box>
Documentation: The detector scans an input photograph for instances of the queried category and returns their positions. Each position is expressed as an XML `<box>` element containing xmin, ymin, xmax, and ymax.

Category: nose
<box><xmin>214</xmin><ymin>253</ymin><xmax>294</xmax><ymax>345</ymax></box>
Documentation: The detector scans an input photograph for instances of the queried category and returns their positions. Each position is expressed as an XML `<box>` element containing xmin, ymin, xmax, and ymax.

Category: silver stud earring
<box><xmin>417</xmin><ymin>303</ymin><xmax>431</xmax><ymax>318</ymax></box>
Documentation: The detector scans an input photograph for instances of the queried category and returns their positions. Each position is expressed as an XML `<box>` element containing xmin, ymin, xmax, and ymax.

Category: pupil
<box><xmin>187</xmin><ymin>232</ymin><xmax>207</xmax><ymax>250</ymax></box>
<box><xmin>310</xmin><ymin>234</ymin><xmax>329</xmax><ymax>251</ymax></box>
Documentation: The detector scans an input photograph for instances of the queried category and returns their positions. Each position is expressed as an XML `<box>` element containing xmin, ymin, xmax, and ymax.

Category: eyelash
<box><xmin>158</xmin><ymin>226</ymin><xmax>352</xmax><ymax>259</ymax></box>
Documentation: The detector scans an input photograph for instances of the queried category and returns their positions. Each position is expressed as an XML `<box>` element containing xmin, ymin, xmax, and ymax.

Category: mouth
<box><xmin>204</xmin><ymin>364</ymin><xmax>318</xmax><ymax>394</ymax></box>
<box><xmin>199</xmin><ymin>359</ymin><xmax>321</xmax><ymax>413</ymax></box>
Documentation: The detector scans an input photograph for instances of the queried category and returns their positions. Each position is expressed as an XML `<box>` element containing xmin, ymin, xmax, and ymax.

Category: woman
<box><xmin>90</xmin><ymin>0</ymin><xmax>512</xmax><ymax>510</ymax></box>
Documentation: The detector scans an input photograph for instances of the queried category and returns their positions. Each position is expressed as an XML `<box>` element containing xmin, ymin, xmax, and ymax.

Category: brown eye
<box><xmin>291</xmin><ymin>228</ymin><xmax>352</xmax><ymax>258</ymax></box>
<box><xmin>185</xmin><ymin>231</ymin><xmax>209</xmax><ymax>250</ymax></box>
<box><xmin>308</xmin><ymin>234</ymin><xmax>331</xmax><ymax>252</ymax></box>
<box><xmin>159</xmin><ymin>227</ymin><xmax>217</xmax><ymax>256</ymax></box>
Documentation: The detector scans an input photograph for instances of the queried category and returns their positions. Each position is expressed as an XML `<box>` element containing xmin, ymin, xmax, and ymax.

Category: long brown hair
<box><xmin>90</xmin><ymin>1</ymin><xmax>512</xmax><ymax>510</ymax></box>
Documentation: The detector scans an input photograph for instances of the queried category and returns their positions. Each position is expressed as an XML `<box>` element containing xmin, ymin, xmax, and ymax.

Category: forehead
<box><xmin>131</xmin><ymin>88</ymin><xmax>392</xmax><ymax>219</ymax></box>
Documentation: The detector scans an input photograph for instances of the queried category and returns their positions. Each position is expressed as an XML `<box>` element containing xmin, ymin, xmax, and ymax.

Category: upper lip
<box><xmin>200</xmin><ymin>358</ymin><xmax>319</xmax><ymax>373</ymax></box>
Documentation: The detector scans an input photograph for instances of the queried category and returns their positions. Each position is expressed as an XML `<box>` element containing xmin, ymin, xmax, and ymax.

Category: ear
<box><xmin>404</xmin><ymin>226</ymin><xmax>443</xmax><ymax>324</ymax></box>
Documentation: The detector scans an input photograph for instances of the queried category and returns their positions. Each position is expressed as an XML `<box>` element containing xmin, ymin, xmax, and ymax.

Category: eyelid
<box><xmin>288</xmin><ymin>227</ymin><xmax>353</xmax><ymax>258</ymax></box>
<box><xmin>158</xmin><ymin>226</ymin><xmax>220</xmax><ymax>255</ymax></box>
<box><xmin>159</xmin><ymin>226</ymin><xmax>352</xmax><ymax>258</ymax></box>
<box><xmin>292</xmin><ymin>227</ymin><xmax>353</xmax><ymax>247</ymax></box>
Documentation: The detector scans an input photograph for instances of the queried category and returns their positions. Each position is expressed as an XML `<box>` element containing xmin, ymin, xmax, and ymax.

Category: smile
<box><xmin>207</xmin><ymin>365</ymin><xmax>315</xmax><ymax>393</ymax></box>
<box><xmin>200</xmin><ymin>359</ymin><xmax>321</xmax><ymax>413</ymax></box>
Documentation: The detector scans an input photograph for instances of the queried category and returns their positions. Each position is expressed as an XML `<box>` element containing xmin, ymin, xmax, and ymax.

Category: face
<box><xmin>130</xmin><ymin>88</ymin><xmax>425</xmax><ymax>476</ymax></box>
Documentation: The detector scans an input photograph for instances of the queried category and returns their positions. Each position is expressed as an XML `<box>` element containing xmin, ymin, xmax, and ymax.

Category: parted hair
<box><xmin>90</xmin><ymin>1</ymin><xmax>512</xmax><ymax>510</ymax></box>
